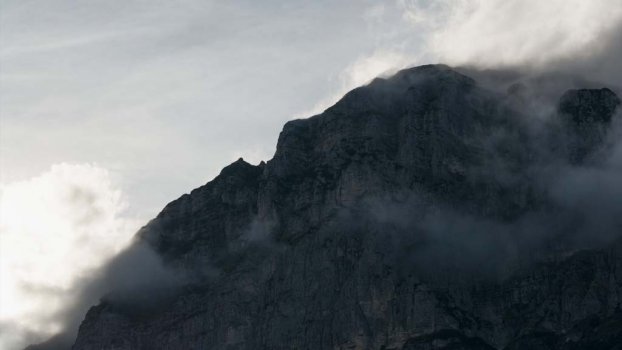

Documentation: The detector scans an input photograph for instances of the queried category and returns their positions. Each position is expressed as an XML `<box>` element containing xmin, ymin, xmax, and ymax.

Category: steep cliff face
<box><xmin>71</xmin><ymin>65</ymin><xmax>622</xmax><ymax>350</ymax></box>
<box><xmin>558</xmin><ymin>88</ymin><xmax>621</xmax><ymax>163</ymax></box>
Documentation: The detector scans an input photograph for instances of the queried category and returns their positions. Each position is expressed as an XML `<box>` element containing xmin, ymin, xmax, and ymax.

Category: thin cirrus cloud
<box><xmin>0</xmin><ymin>0</ymin><xmax>421</xmax><ymax>216</ymax></box>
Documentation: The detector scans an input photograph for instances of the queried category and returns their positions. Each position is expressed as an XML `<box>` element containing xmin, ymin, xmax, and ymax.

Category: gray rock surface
<box><xmin>69</xmin><ymin>65</ymin><xmax>622</xmax><ymax>349</ymax></box>
<box><xmin>558</xmin><ymin>88</ymin><xmax>621</xmax><ymax>163</ymax></box>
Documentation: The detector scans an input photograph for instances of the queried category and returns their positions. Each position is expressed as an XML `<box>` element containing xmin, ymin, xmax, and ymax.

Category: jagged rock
<box><xmin>558</xmin><ymin>88</ymin><xmax>621</xmax><ymax>163</ymax></box>
<box><xmin>559</xmin><ymin>88</ymin><xmax>620</xmax><ymax>126</ymax></box>
<box><xmin>67</xmin><ymin>65</ymin><xmax>622</xmax><ymax>350</ymax></box>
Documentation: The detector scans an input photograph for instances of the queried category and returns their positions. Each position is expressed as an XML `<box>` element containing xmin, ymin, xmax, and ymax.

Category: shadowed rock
<box><xmin>558</xmin><ymin>88</ymin><xmax>621</xmax><ymax>163</ymax></box>
<box><xmin>39</xmin><ymin>65</ymin><xmax>622</xmax><ymax>350</ymax></box>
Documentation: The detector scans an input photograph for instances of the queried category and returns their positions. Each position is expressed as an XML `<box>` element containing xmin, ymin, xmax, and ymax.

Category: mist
<box><xmin>3</xmin><ymin>1</ymin><xmax>622</xmax><ymax>349</ymax></box>
<box><xmin>355</xmin><ymin>87</ymin><xmax>622</xmax><ymax>282</ymax></box>
<box><xmin>24</xmin><ymin>241</ymin><xmax>187</xmax><ymax>350</ymax></box>
<box><xmin>413</xmin><ymin>0</ymin><xmax>622</xmax><ymax>86</ymax></box>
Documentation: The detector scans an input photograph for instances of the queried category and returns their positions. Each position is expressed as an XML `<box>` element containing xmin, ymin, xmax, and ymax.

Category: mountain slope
<box><xmin>70</xmin><ymin>65</ymin><xmax>622</xmax><ymax>350</ymax></box>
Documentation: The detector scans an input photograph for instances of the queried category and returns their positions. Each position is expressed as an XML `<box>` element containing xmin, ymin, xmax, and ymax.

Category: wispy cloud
<box><xmin>294</xmin><ymin>49</ymin><xmax>416</xmax><ymax>119</ymax></box>
<box><xmin>0</xmin><ymin>29</ymin><xmax>156</xmax><ymax>58</ymax></box>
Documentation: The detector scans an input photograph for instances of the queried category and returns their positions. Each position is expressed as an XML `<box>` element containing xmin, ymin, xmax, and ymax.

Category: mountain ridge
<box><xmin>31</xmin><ymin>64</ymin><xmax>622</xmax><ymax>350</ymax></box>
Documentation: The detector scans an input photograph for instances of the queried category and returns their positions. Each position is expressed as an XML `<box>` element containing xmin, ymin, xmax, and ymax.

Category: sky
<box><xmin>0</xmin><ymin>0</ymin><xmax>429</xmax><ymax>218</ymax></box>
<box><xmin>1</xmin><ymin>1</ymin><xmax>622</xmax><ymax>349</ymax></box>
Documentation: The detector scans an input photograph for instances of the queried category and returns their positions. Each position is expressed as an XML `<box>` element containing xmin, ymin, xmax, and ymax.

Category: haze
<box><xmin>1</xmin><ymin>1</ymin><xmax>621</xmax><ymax>349</ymax></box>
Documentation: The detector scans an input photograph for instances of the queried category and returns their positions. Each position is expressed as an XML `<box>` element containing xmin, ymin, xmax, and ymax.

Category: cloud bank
<box><xmin>446</xmin><ymin>2</ymin><xmax>614</xmax><ymax>62</ymax></box>
<box><xmin>0</xmin><ymin>164</ymin><xmax>140</xmax><ymax>350</ymax></box>
<box><xmin>299</xmin><ymin>0</ymin><xmax>622</xmax><ymax>119</ymax></box>
<box><xmin>403</xmin><ymin>0</ymin><xmax>622</xmax><ymax>76</ymax></box>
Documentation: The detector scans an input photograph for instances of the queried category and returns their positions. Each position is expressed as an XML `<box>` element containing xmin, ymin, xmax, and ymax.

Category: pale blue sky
<box><xmin>0</xmin><ymin>0</ymin><xmax>429</xmax><ymax>218</ymax></box>
<box><xmin>3</xmin><ymin>0</ymin><xmax>620</xmax><ymax>219</ymax></box>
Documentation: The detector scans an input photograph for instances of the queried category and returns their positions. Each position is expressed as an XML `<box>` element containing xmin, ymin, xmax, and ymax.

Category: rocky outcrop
<box><xmin>70</xmin><ymin>65</ymin><xmax>622</xmax><ymax>349</ymax></box>
<box><xmin>558</xmin><ymin>88</ymin><xmax>621</xmax><ymax>163</ymax></box>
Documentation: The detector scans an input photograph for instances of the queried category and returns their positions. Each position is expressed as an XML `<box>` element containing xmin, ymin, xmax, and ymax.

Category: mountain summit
<box><xmin>50</xmin><ymin>65</ymin><xmax>622</xmax><ymax>349</ymax></box>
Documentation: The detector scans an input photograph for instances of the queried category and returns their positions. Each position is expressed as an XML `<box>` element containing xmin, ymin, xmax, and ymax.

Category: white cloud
<box><xmin>1</xmin><ymin>2</ymin><xmax>621</xmax><ymax>347</ymax></box>
<box><xmin>295</xmin><ymin>0</ymin><xmax>622</xmax><ymax>120</ymax></box>
<box><xmin>342</xmin><ymin>50</ymin><xmax>414</xmax><ymax>88</ymax></box>
<box><xmin>402</xmin><ymin>0</ymin><xmax>622</xmax><ymax>68</ymax></box>
<box><xmin>0</xmin><ymin>163</ymin><xmax>140</xmax><ymax>349</ymax></box>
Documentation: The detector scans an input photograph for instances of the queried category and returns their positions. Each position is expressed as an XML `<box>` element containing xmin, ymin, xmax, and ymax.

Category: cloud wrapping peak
<box><xmin>404</xmin><ymin>0</ymin><xmax>622</xmax><ymax>69</ymax></box>
<box><xmin>1</xmin><ymin>2</ymin><xmax>621</xmax><ymax>349</ymax></box>
<box><xmin>298</xmin><ymin>0</ymin><xmax>622</xmax><ymax>119</ymax></box>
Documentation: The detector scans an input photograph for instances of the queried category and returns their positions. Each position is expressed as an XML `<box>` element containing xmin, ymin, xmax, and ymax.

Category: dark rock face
<box><xmin>400</xmin><ymin>329</ymin><xmax>496</xmax><ymax>350</ymax></box>
<box><xmin>559</xmin><ymin>88</ymin><xmax>620</xmax><ymax>125</ymax></box>
<box><xmin>70</xmin><ymin>65</ymin><xmax>622</xmax><ymax>349</ymax></box>
<box><xmin>558</xmin><ymin>88</ymin><xmax>621</xmax><ymax>163</ymax></box>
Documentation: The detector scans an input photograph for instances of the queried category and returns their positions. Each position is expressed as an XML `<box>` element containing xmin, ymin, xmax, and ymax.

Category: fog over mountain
<box><xmin>2</xmin><ymin>1</ymin><xmax>622</xmax><ymax>350</ymax></box>
<box><xmin>50</xmin><ymin>63</ymin><xmax>622</xmax><ymax>349</ymax></box>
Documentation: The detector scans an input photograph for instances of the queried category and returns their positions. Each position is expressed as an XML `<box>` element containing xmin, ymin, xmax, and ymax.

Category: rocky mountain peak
<box><xmin>217</xmin><ymin>157</ymin><xmax>262</xmax><ymax>179</ymax></box>
<box><xmin>64</xmin><ymin>65</ymin><xmax>622</xmax><ymax>350</ymax></box>
<box><xmin>324</xmin><ymin>64</ymin><xmax>476</xmax><ymax>116</ymax></box>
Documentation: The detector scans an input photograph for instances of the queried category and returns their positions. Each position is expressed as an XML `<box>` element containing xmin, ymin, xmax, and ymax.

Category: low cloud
<box><xmin>402</xmin><ymin>0</ymin><xmax>622</xmax><ymax>73</ymax></box>
<box><xmin>358</xmin><ymin>103</ymin><xmax>622</xmax><ymax>281</ymax></box>
<box><xmin>297</xmin><ymin>0</ymin><xmax>622</xmax><ymax>122</ymax></box>
<box><xmin>0</xmin><ymin>163</ymin><xmax>141</xmax><ymax>350</ymax></box>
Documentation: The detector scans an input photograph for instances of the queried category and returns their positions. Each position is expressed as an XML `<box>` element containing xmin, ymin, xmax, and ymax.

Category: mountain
<box><xmin>62</xmin><ymin>65</ymin><xmax>622</xmax><ymax>349</ymax></box>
